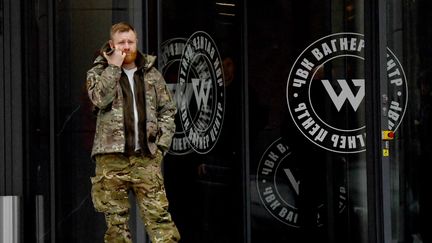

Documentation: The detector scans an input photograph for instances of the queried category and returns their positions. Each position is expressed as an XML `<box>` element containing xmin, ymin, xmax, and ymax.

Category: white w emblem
<box><xmin>192</xmin><ymin>78</ymin><xmax>212</xmax><ymax>109</ymax></box>
<box><xmin>321</xmin><ymin>79</ymin><xmax>365</xmax><ymax>112</ymax></box>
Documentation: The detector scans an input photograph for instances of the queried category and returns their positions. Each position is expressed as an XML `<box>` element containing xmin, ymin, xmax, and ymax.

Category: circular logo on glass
<box><xmin>256</xmin><ymin>139</ymin><xmax>302</xmax><ymax>227</ymax></box>
<box><xmin>177</xmin><ymin>31</ymin><xmax>225</xmax><ymax>154</ymax></box>
<box><xmin>256</xmin><ymin>138</ymin><xmax>347</xmax><ymax>227</ymax></box>
<box><xmin>160</xmin><ymin>38</ymin><xmax>194</xmax><ymax>155</ymax></box>
<box><xmin>286</xmin><ymin>32</ymin><xmax>408</xmax><ymax>153</ymax></box>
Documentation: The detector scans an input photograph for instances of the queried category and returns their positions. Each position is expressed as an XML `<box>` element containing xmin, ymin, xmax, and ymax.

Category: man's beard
<box><xmin>123</xmin><ymin>51</ymin><xmax>137</xmax><ymax>64</ymax></box>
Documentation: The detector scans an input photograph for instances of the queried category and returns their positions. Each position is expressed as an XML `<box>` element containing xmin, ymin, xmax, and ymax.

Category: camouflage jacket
<box><xmin>86</xmin><ymin>47</ymin><xmax>176</xmax><ymax>158</ymax></box>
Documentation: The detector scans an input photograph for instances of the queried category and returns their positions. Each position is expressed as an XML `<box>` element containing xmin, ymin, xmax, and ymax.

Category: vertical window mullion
<box><xmin>364</xmin><ymin>0</ymin><xmax>391</xmax><ymax>242</ymax></box>
<box><xmin>0</xmin><ymin>0</ymin><xmax>5</xmax><ymax>196</ymax></box>
<box><xmin>48</xmin><ymin>0</ymin><xmax>56</xmax><ymax>240</ymax></box>
<box><xmin>242</xmin><ymin>1</ymin><xmax>251</xmax><ymax>242</ymax></box>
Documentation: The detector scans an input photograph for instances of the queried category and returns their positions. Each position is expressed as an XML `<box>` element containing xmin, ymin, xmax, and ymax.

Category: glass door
<box><xmin>49</xmin><ymin>0</ymin><xmax>146</xmax><ymax>241</ymax></box>
<box><xmin>384</xmin><ymin>0</ymin><xmax>432</xmax><ymax>242</ymax></box>
<box><xmin>159</xmin><ymin>0</ymin><xmax>245</xmax><ymax>242</ymax></box>
<box><xmin>248</xmin><ymin>1</ymin><xmax>369</xmax><ymax>242</ymax></box>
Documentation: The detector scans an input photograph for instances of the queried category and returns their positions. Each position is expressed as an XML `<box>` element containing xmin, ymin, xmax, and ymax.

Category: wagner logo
<box><xmin>192</xmin><ymin>78</ymin><xmax>211</xmax><ymax>108</ymax></box>
<box><xmin>286</xmin><ymin>32</ymin><xmax>408</xmax><ymax>153</ymax></box>
<box><xmin>321</xmin><ymin>79</ymin><xmax>364</xmax><ymax>112</ymax></box>
<box><xmin>160</xmin><ymin>38</ymin><xmax>193</xmax><ymax>155</ymax></box>
<box><xmin>256</xmin><ymin>137</ymin><xmax>347</xmax><ymax>228</ymax></box>
<box><xmin>177</xmin><ymin>31</ymin><xmax>225</xmax><ymax>154</ymax></box>
<box><xmin>256</xmin><ymin>139</ymin><xmax>300</xmax><ymax>227</ymax></box>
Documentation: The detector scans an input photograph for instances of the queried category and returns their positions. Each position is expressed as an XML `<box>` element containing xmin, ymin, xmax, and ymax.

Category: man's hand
<box><xmin>103</xmin><ymin>48</ymin><xmax>126</xmax><ymax>67</ymax></box>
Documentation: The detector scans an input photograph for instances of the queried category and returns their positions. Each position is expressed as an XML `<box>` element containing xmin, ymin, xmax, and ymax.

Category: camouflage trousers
<box><xmin>91</xmin><ymin>151</ymin><xmax>180</xmax><ymax>243</ymax></box>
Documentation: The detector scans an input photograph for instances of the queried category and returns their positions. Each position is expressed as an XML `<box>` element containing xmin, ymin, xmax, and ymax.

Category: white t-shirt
<box><xmin>123</xmin><ymin>67</ymin><xmax>140</xmax><ymax>151</ymax></box>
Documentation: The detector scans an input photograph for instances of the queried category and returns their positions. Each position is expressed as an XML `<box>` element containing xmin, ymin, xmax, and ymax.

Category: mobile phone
<box><xmin>106</xmin><ymin>48</ymin><xmax>114</xmax><ymax>56</ymax></box>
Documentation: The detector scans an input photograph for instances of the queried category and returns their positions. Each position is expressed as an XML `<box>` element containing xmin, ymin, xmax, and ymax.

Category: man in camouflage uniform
<box><xmin>86</xmin><ymin>22</ymin><xmax>180</xmax><ymax>243</ymax></box>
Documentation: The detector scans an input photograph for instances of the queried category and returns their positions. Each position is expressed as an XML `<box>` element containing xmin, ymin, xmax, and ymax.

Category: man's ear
<box><xmin>109</xmin><ymin>40</ymin><xmax>114</xmax><ymax>49</ymax></box>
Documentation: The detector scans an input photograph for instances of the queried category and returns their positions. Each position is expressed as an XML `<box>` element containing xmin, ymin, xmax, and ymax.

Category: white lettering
<box><xmin>277</xmin><ymin>143</ymin><xmax>287</xmax><ymax>153</ymax></box>
<box><xmin>322</xmin><ymin>43</ymin><xmax>333</xmax><ymax>56</ymax></box>
<box><xmin>312</xmin><ymin>48</ymin><xmax>323</xmax><ymax>61</ymax></box>
<box><xmin>349</xmin><ymin>38</ymin><xmax>357</xmax><ymax>51</ymax></box>
<box><xmin>296</xmin><ymin>68</ymin><xmax>309</xmax><ymax>79</ymax></box>
<box><xmin>301</xmin><ymin>58</ymin><xmax>315</xmax><ymax>71</ymax></box>
<box><xmin>209</xmin><ymin>103</ymin><xmax>223</xmax><ymax>142</ymax></box>
<box><xmin>172</xmin><ymin>137</ymin><xmax>190</xmax><ymax>151</ymax></box>
<box><xmin>340</xmin><ymin>38</ymin><xmax>348</xmax><ymax>50</ymax></box>
<box><xmin>187</xmin><ymin>129</ymin><xmax>210</xmax><ymax>150</ymax></box>
<box><xmin>278</xmin><ymin>208</ymin><xmax>298</xmax><ymax>223</ymax></box>
<box><xmin>268</xmin><ymin>151</ymin><xmax>279</xmax><ymax>161</ymax></box>
<box><xmin>331</xmin><ymin>134</ymin><xmax>366</xmax><ymax>149</ymax></box>
<box><xmin>293</xmin><ymin>78</ymin><xmax>306</xmax><ymax>88</ymax></box>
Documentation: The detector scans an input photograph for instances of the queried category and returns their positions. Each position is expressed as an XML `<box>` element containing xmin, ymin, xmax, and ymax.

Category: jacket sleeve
<box><xmin>86</xmin><ymin>58</ymin><xmax>122</xmax><ymax>109</ymax></box>
<box><xmin>154</xmin><ymin>70</ymin><xmax>177</xmax><ymax>152</ymax></box>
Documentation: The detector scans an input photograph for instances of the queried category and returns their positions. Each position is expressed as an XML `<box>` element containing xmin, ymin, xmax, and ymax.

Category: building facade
<box><xmin>1</xmin><ymin>0</ymin><xmax>431</xmax><ymax>242</ymax></box>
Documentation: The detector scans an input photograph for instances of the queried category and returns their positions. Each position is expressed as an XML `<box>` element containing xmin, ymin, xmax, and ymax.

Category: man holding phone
<box><xmin>86</xmin><ymin>22</ymin><xmax>180</xmax><ymax>243</ymax></box>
